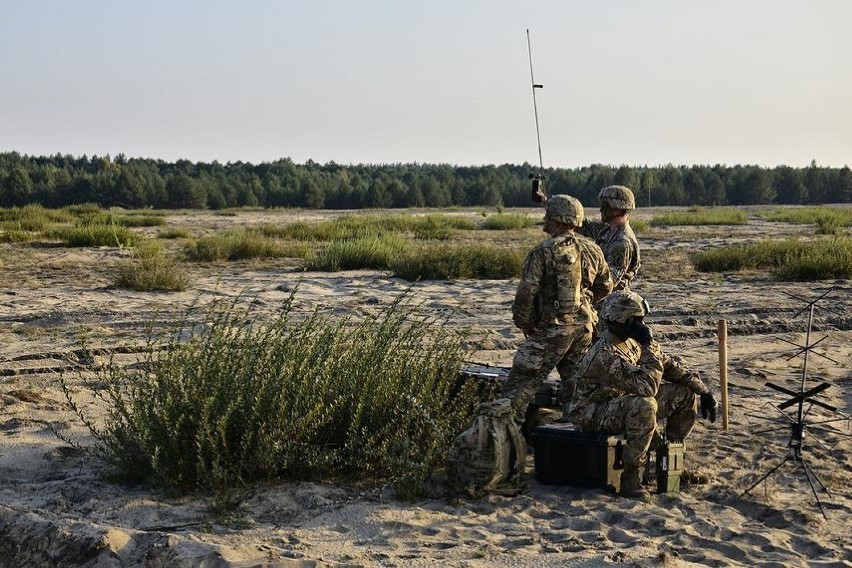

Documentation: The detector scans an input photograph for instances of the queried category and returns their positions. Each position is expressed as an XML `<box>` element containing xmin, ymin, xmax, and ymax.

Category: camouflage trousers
<box><xmin>583</xmin><ymin>383</ymin><xmax>697</xmax><ymax>468</ymax></box>
<box><xmin>501</xmin><ymin>322</ymin><xmax>593</xmax><ymax>422</ymax></box>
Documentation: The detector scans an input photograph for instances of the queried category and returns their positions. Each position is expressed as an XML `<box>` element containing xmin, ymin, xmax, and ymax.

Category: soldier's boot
<box><xmin>619</xmin><ymin>467</ymin><xmax>651</xmax><ymax>500</ymax></box>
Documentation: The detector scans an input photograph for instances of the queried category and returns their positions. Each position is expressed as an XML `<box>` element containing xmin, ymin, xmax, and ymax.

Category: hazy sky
<box><xmin>1</xmin><ymin>1</ymin><xmax>850</xmax><ymax>167</ymax></box>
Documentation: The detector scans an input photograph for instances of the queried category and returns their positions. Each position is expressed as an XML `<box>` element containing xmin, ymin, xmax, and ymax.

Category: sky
<box><xmin>1</xmin><ymin>0</ymin><xmax>850</xmax><ymax>168</ymax></box>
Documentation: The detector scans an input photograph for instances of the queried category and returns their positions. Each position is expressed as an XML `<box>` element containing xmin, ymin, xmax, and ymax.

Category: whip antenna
<box><xmin>527</xmin><ymin>29</ymin><xmax>546</xmax><ymax>203</ymax></box>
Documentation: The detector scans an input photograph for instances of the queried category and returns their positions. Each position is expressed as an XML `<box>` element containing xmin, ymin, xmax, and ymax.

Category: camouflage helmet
<box><xmin>599</xmin><ymin>185</ymin><xmax>636</xmax><ymax>212</ymax></box>
<box><xmin>544</xmin><ymin>194</ymin><xmax>584</xmax><ymax>227</ymax></box>
<box><xmin>600</xmin><ymin>290</ymin><xmax>650</xmax><ymax>324</ymax></box>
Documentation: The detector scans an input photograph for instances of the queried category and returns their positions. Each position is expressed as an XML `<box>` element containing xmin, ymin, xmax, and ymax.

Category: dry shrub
<box><xmin>60</xmin><ymin>293</ymin><xmax>479</xmax><ymax>505</ymax></box>
<box><xmin>111</xmin><ymin>240</ymin><xmax>190</xmax><ymax>291</ymax></box>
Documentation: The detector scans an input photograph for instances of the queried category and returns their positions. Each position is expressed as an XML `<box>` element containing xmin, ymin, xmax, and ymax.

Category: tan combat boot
<box><xmin>619</xmin><ymin>466</ymin><xmax>651</xmax><ymax>500</ymax></box>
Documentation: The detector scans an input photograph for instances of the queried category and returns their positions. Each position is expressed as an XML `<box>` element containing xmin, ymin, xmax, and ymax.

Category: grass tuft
<box><xmin>0</xmin><ymin>227</ymin><xmax>37</xmax><ymax>242</ymax></box>
<box><xmin>305</xmin><ymin>234</ymin><xmax>409</xmax><ymax>271</ymax></box>
<box><xmin>185</xmin><ymin>230</ymin><xmax>288</xmax><ymax>261</ymax></box>
<box><xmin>650</xmin><ymin>207</ymin><xmax>748</xmax><ymax>226</ymax></box>
<box><xmin>762</xmin><ymin>207</ymin><xmax>852</xmax><ymax>227</ymax></box>
<box><xmin>115</xmin><ymin>215</ymin><xmax>167</xmax><ymax>227</ymax></box>
<box><xmin>110</xmin><ymin>240</ymin><xmax>191</xmax><ymax>291</ymax></box>
<box><xmin>157</xmin><ymin>227</ymin><xmax>193</xmax><ymax>239</ymax></box>
<box><xmin>46</xmin><ymin>224</ymin><xmax>138</xmax><ymax>247</ymax></box>
<box><xmin>690</xmin><ymin>237</ymin><xmax>852</xmax><ymax>280</ymax></box>
<box><xmin>480</xmin><ymin>213</ymin><xmax>535</xmax><ymax>230</ymax></box>
<box><xmin>392</xmin><ymin>243</ymin><xmax>525</xmax><ymax>280</ymax></box>
<box><xmin>629</xmin><ymin>219</ymin><xmax>649</xmax><ymax>234</ymax></box>
<box><xmin>259</xmin><ymin>214</ymin><xmax>475</xmax><ymax>242</ymax></box>
<box><xmin>63</xmin><ymin>203</ymin><xmax>102</xmax><ymax>215</ymax></box>
<box><xmin>0</xmin><ymin>204</ymin><xmax>74</xmax><ymax>231</ymax></box>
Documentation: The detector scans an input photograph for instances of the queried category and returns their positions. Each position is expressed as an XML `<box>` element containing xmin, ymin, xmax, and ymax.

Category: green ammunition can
<box><xmin>655</xmin><ymin>441</ymin><xmax>684</xmax><ymax>493</ymax></box>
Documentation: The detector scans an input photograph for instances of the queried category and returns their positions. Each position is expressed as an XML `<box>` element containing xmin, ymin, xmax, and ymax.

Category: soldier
<box><xmin>501</xmin><ymin>195</ymin><xmax>612</xmax><ymax>425</ymax></box>
<box><xmin>567</xmin><ymin>290</ymin><xmax>718</xmax><ymax>499</ymax></box>
<box><xmin>578</xmin><ymin>185</ymin><xmax>641</xmax><ymax>291</ymax></box>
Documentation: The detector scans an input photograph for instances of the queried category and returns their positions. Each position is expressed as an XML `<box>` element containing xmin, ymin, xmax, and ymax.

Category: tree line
<box><xmin>1</xmin><ymin>152</ymin><xmax>850</xmax><ymax>210</ymax></box>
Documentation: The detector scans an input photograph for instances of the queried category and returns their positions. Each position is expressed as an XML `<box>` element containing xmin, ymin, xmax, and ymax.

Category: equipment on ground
<box><xmin>655</xmin><ymin>440</ymin><xmax>684</xmax><ymax>494</ymax></box>
<box><xmin>447</xmin><ymin>398</ymin><xmax>527</xmax><ymax>498</ymax></box>
<box><xmin>741</xmin><ymin>287</ymin><xmax>851</xmax><ymax>519</ymax></box>
<box><xmin>459</xmin><ymin>364</ymin><xmax>562</xmax><ymax>412</ymax></box>
<box><xmin>532</xmin><ymin>423</ymin><xmax>624</xmax><ymax>493</ymax></box>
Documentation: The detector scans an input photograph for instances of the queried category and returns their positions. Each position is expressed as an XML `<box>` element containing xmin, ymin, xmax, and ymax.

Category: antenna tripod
<box><xmin>526</xmin><ymin>29</ymin><xmax>546</xmax><ymax>203</ymax></box>
<box><xmin>740</xmin><ymin>287</ymin><xmax>851</xmax><ymax>519</ymax></box>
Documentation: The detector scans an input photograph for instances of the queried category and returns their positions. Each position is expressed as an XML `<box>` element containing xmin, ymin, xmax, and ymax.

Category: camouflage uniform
<box><xmin>501</xmin><ymin>233</ymin><xmax>612</xmax><ymax>420</ymax></box>
<box><xmin>567</xmin><ymin>331</ymin><xmax>709</xmax><ymax>469</ymax></box>
<box><xmin>578</xmin><ymin>220</ymin><xmax>640</xmax><ymax>291</ymax></box>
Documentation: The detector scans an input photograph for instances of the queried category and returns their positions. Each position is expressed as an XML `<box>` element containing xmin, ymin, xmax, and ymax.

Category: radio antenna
<box><xmin>526</xmin><ymin>29</ymin><xmax>546</xmax><ymax>203</ymax></box>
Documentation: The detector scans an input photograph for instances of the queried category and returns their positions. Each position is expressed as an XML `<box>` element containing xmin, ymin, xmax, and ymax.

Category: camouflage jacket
<box><xmin>512</xmin><ymin>232</ymin><xmax>612</xmax><ymax>332</ymax></box>
<box><xmin>567</xmin><ymin>330</ymin><xmax>708</xmax><ymax>426</ymax></box>
<box><xmin>578</xmin><ymin>220</ymin><xmax>640</xmax><ymax>291</ymax></box>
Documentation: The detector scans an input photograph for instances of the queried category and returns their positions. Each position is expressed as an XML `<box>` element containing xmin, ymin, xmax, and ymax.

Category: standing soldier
<box><xmin>502</xmin><ymin>195</ymin><xmax>612</xmax><ymax>425</ymax></box>
<box><xmin>567</xmin><ymin>291</ymin><xmax>718</xmax><ymax>499</ymax></box>
<box><xmin>578</xmin><ymin>185</ymin><xmax>641</xmax><ymax>291</ymax></box>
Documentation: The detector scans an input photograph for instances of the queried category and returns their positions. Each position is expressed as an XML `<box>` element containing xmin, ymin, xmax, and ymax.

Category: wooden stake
<box><xmin>718</xmin><ymin>319</ymin><xmax>729</xmax><ymax>431</ymax></box>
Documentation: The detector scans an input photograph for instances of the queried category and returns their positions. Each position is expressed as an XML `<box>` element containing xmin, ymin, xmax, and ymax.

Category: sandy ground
<box><xmin>1</xmin><ymin>208</ymin><xmax>851</xmax><ymax>567</ymax></box>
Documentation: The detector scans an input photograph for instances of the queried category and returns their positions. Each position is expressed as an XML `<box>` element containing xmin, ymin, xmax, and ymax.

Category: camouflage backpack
<box><xmin>446</xmin><ymin>398</ymin><xmax>527</xmax><ymax>497</ymax></box>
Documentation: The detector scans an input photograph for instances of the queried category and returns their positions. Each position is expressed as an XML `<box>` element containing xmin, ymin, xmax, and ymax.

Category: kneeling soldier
<box><xmin>567</xmin><ymin>291</ymin><xmax>717</xmax><ymax>499</ymax></box>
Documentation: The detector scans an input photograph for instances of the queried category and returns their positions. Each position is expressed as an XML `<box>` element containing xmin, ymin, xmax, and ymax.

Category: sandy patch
<box><xmin>1</xmin><ymin>208</ymin><xmax>850</xmax><ymax>567</ymax></box>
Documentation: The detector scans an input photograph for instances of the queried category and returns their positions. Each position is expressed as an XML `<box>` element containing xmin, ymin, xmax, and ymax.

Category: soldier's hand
<box><xmin>700</xmin><ymin>392</ymin><xmax>717</xmax><ymax>423</ymax></box>
<box><xmin>626</xmin><ymin>320</ymin><xmax>653</xmax><ymax>345</ymax></box>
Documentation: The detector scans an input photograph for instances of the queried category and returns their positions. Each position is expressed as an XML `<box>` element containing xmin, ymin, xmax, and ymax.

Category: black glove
<box><xmin>625</xmin><ymin>320</ymin><xmax>653</xmax><ymax>345</ymax></box>
<box><xmin>700</xmin><ymin>392</ymin><xmax>717</xmax><ymax>423</ymax></box>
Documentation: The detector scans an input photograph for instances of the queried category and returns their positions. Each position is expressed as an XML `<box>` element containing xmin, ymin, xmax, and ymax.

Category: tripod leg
<box><xmin>800</xmin><ymin>457</ymin><xmax>832</xmax><ymax>497</ymax></box>
<box><xmin>797</xmin><ymin>458</ymin><xmax>829</xmax><ymax>520</ymax></box>
<box><xmin>740</xmin><ymin>454</ymin><xmax>791</xmax><ymax>497</ymax></box>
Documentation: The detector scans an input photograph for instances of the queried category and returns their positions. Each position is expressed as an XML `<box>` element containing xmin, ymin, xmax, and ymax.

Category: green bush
<box><xmin>690</xmin><ymin>237</ymin><xmax>852</xmax><ymax>280</ymax></box>
<box><xmin>392</xmin><ymin>243</ymin><xmax>526</xmax><ymax>280</ymax></box>
<box><xmin>60</xmin><ymin>294</ymin><xmax>478</xmax><ymax>502</ymax></box>
<box><xmin>110</xmin><ymin>241</ymin><xmax>190</xmax><ymax>291</ymax></box>
<box><xmin>650</xmin><ymin>207</ymin><xmax>748</xmax><ymax>226</ymax></box>
<box><xmin>305</xmin><ymin>234</ymin><xmax>410</xmax><ymax>271</ymax></box>
<box><xmin>46</xmin><ymin>224</ymin><xmax>138</xmax><ymax>247</ymax></box>
<box><xmin>480</xmin><ymin>213</ymin><xmax>535</xmax><ymax>230</ymax></box>
<box><xmin>185</xmin><ymin>230</ymin><xmax>288</xmax><ymax>261</ymax></box>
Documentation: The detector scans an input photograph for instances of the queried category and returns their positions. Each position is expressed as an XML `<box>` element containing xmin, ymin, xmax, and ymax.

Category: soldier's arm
<box><xmin>589</xmin><ymin>247</ymin><xmax>613</xmax><ymax>304</ymax></box>
<box><xmin>577</xmin><ymin>219</ymin><xmax>603</xmax><ymax>240</ymax></box>
<box><xmin>512</xmin><ymin>248</ymin><xmax>545</xmax><ymax>332</ymax></box>
<box><xmin>604</xmin><ymin>342</ymin><xmax>664</xmax><ymax>397</ymax></box>
<box><xmin>606</xmin><ymin>238</ymin><xmax>633</xmax><ymax>290</ymax></box>
<box><xmin>662</xmin><ymin>353</ymin><xmax>709</xmax><ymax>395</ymax></box>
